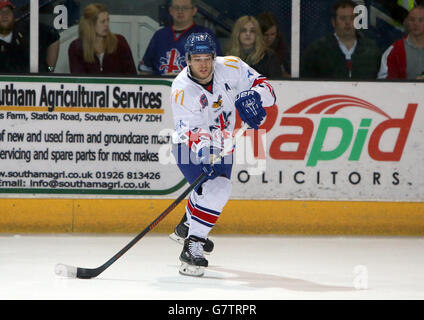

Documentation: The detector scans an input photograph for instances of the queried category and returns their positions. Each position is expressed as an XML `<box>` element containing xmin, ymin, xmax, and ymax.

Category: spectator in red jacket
<box><xmin>378</xmin><ymin>5</ymin><xmax>424</xmax><ymax>80</ymax></box>
<box><xmin>68</xmin><ymin>3</ymin><xmax>136</xmax><ymax>75</ymax></box>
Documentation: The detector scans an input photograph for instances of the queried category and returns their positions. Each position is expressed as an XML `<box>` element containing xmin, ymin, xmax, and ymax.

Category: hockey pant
<box><xmin>172</xmin><ymin>143</ymin><xmax>233</xmax><ymax>239</ymax></box>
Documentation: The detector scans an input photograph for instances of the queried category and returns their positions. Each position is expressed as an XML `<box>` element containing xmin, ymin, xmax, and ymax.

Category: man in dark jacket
<box><xmin>0</xmin><ymin>0</ymin><xmax>29</xmax><ymax>73</ymax></box>
<box><xmin>0</xmin><ymin>0</ymin><xmax>60</xmax><ymax>73</ymax></box>
<box><xmin>301</xmin><ymin>0</ymin><xmax>382</xmax><ymax>79</ymax></box>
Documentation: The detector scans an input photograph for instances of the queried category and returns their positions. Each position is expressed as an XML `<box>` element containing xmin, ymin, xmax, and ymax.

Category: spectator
<box><xmin>0</xmin><ymin>0</ymin><xmax>61</xmax><ymax>74</ymax></box>
<box><xmin>226</xmin><ymin>15</ymin><xmax>282</xmax><ymax>78</ymax></box>
<box><xmin>138</xmin><ymin>0</ymin><xmax>222</xmax><ymax>76</ymax></box>
<box><xmin>0</xmin><ymin>0</ymin><xmax>29</xmax><ymax>73</ymax></box>
<box><xmin>256</xmin><ymin>11</ymin><xmax>291</xmax><ymax>77</ymax></box>
<box><xmin>379</xmin><ymin>5</ymin><xmax>424</xmax><ymax>80</ymax></box>
<box><xmin>301</xmin><ymin>0</ymin><xmax>382</xmax><ymax>79</ymax></box>
<box><xmin>68</xmin><ymin>3</ymin><xmax>136</xmax><ymax>75</ymax></box>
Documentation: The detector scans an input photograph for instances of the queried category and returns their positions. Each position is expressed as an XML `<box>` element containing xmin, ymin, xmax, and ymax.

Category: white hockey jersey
<box><xmin>170</xmin><ymin>56</ymin><xmax>276</xmax><ymax>154</ymax></box>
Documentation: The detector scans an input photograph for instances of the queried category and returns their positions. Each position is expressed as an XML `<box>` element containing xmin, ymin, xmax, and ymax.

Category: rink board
<box><xmin>0</xmin><ymin>76</ymin><xmax>423</xmax><ymax>235</ymax></box>
<box><xmin>0</xmin><ymin>198</ymin><xmax>423</xmax><ymax>235</ymax></box>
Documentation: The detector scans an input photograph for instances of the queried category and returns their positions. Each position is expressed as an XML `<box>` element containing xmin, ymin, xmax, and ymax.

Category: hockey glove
<box><xmin>235</xmin><ymin>90</ymin><xmax>266</xmax><ymax>130</ymax></box>
<box><xmin>197</xmin><ymin>146</ymin><xmax>226</xmax><ymax>180</ymax></box>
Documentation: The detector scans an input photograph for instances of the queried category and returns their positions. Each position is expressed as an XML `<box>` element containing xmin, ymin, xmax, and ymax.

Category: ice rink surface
<box><xmin>0</xmin><ymin>234</ymin><xmax>423</xmax><ymax>300</ymax></box>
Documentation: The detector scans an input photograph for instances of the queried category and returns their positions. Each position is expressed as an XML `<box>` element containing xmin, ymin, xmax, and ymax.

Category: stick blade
<box><xmin>55</xmin><ymin>263</ymin><xmax>78</xmax><ymax>278</ymax></box>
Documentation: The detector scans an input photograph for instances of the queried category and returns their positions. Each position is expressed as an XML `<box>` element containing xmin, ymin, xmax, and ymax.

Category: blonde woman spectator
<box><xmin>226</xmin><ymin>15</ymin><xmax>282</xmax><ymax>78</ymax></box>
<box><xmin>68</xmin><ymin>3</ymin><xmax>136</xmax><ymax>75</ymax></box>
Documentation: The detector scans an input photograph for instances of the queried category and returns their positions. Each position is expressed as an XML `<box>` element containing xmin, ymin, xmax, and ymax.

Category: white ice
<box><xmin>0</xmin><ymin>234</ymin><xmax>423</xmax><ymax>300</ymax></box>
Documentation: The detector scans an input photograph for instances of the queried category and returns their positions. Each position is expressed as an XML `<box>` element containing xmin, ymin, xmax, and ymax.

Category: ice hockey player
<box><xmin>169</xmin><ymin>32</ymin><xmax>276</xmax><ymax>276</ymax></box>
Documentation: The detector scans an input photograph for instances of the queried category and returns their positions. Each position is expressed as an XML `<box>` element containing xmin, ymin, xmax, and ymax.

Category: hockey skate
<box><xmin>179</xmin><ymin>235</ymin><xmax>208</xmax><ymax>277</ymax></box>
<box><xmin>169</xmin><ymin>214</ymin><xmax>214</xmax><ymax>254</ymax></box>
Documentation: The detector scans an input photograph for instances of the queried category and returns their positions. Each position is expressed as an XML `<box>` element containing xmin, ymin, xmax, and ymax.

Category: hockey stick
<box><xmin>55</xmin><ymin>123</ymin><xmax>249</xmax><ymax>279</ymax></box>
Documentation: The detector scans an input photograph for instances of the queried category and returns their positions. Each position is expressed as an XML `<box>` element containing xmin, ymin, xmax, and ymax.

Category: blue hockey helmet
<box><xmin>184</xmin><ymin>33</ymin><xmax>216</xmax><ymax>60</ymax></box>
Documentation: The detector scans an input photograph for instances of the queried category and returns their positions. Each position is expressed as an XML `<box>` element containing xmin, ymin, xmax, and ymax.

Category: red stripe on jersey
<box><xmin>172</xmin><ymin>23</ymin><xmax>196</xmax><ymax>42</ymax></box>
<box><xmin>187</xmin><ymin>200</ymin><xmax>219</xmax><ymax>224</ymax></box>
<box><xmin>252</xmin><ymin>77</ymin><xmax>268</xmax><ymax>87</ymax></box>
<box><xmin>252</xmin><ymin>77</ymin><xmax>275</xmax><ymax>99</ymax></box>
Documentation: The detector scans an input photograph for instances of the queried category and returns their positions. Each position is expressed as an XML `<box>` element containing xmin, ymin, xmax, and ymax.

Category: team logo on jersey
<box><xmin>210</xmin><ymin>111</ymin><xmax>232</xmax><ymax>131</ymax></box>
<box><xmin>176</xmin><ymin>120</ymin><xmax>188</xmax><ymax>130</ymax></box>
<box><xmin>210</xmin><ymin>111</ymin><xmax>233</xmax><ymax>142</ymax></box>
<box><xmin>199</xmin><ymin>94</ymin><xmax>208</xmax><ymax>109</ymax></box>
<box><xmin>212</xmin><ymin>95</ymin><xmax>223</xmax><ymax>109</ymax></box>
<box><xmin>159</xmin><ymin>49</ymin><xmax>185</xmax><ymax>74</ymax></box>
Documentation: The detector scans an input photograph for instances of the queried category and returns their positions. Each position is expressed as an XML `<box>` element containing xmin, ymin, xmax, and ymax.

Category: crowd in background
<box><xmin>0</xmin><ymin>0</ymin><xmax>423</xmax><ymax>80</ymax></box>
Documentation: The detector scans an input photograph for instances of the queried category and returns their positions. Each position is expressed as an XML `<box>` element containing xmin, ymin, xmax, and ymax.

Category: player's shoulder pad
<box><xmin>215</xmin><ymin>56</ymin><xmax>242</xmax><ymax>71</ymax></box>
<box><xmin>171</xmin><ymin>67</ymin><xmax>190</xmax><ymax>88</ymax></box>
<box><xmin>171</xmin><ymin>68</ymin><xmax>196</xmax><ymax>107</ymax></box>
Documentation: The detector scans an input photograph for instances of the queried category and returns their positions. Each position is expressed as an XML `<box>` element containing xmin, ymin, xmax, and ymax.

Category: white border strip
<box><xmin>291</xmin><ymin>0</ymin><xmax>300</xmax><ymax>78</ymax></box>
<box><xmin>30</xmin><ymin>0</ymin><xmax>39</xmax><ymax>73</ymax></box>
